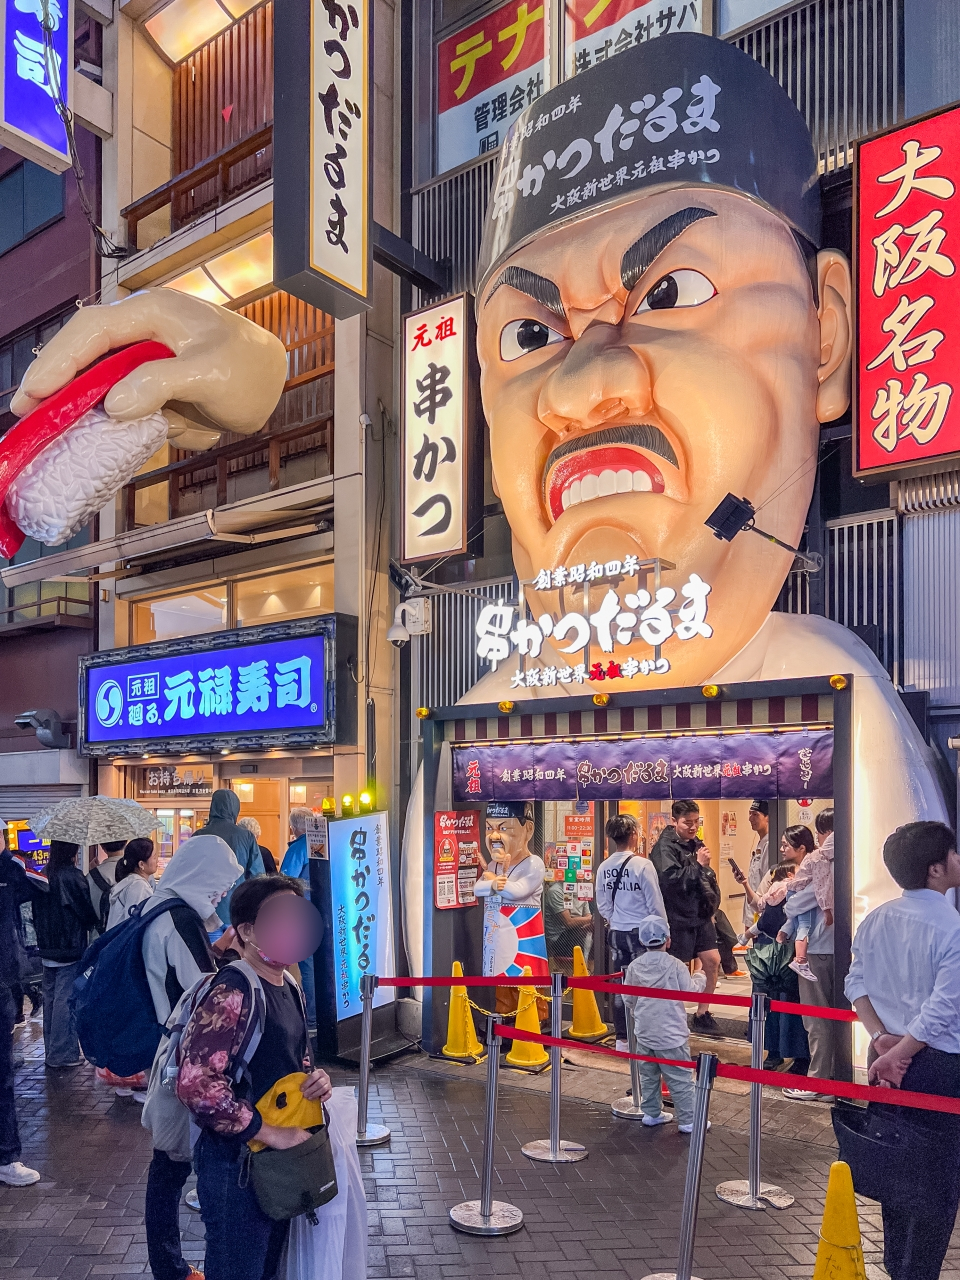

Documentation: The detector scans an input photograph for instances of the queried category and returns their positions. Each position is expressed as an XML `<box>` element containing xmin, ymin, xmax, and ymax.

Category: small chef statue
<box><xmin>474</xmin><ymin>800</ymin><xmax>549</xmax><ymax>1016</ymax></box>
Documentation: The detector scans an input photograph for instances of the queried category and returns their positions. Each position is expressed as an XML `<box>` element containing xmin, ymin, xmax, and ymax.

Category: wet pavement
<box><xmin>6</xmin><ymin>1011</ymin><xmax>960</xmax><ymax>1280</ymax></box>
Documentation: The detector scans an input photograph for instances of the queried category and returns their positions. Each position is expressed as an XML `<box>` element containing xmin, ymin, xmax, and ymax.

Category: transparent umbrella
<box><xmin>30</xmin><ymin>797</ymin><xmax>159</xmax><ymax>847</ymax></box>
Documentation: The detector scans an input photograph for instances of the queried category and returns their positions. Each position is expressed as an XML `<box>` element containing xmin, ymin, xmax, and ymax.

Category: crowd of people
<box><xmin>0</xmin><ymin>791</ymin><xmax>331</xmax><ymax>1280</ymax></box>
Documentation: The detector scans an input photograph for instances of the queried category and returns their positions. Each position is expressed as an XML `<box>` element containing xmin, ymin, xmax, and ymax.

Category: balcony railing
<box><xmin>120</xmin><ymin>124</ymin><xmax>273</xmax><ymax>249</ymax></box>
<box><xmin>0</xmin><ymin>591</ymin><xmax>93</xmax><ymax>633</ymax></box>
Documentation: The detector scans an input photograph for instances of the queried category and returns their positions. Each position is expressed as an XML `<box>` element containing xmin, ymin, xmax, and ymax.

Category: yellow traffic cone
<box><xmin>565</xmin><ymin>946</ymin><xmax>609</xmax><ymax>1042</ymax></box>
<box><xmin>812</xmin><ymin>1162</ymin><xmax>868</xmax><ymax>1280</ymax></box>
<box><xmin>504</xmin><ymin>966</ymin><xmax>551</xmax><ymax>1071</ymax></box>
<box><xmin>441</xmin><ymin>962</ymin><xmax>486</xmax><ymax>1063</ymax></box>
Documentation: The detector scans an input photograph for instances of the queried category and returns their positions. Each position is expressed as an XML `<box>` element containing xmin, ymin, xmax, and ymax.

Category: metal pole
<box><xmin>716</xmin><ymin>994</ymin><xmax>794</xmax><ymax>1210</ymax></box>
<box><xmin>611</xmin><ymin>993</ymin><xmax>645</xmax><ymax>1119</ymax></box>
<box><xmin>522</xmin><ymin>972</ymin><xmax>587</xmax><ymax>1163</ymax></box>
<box><xmin>356</xmin><ymin>973</ymin><xmax>391</xmax><ymax>1147</ymax></box>
<box><xmin>450</xmin><ymin>1017</ymin><xmax>524</xmax><ymax>1235</ymax></box>
<box><xmin>641</xmin><ymin>1052</ymin><xmax>718</xmax><ymax>1280</ymax></box>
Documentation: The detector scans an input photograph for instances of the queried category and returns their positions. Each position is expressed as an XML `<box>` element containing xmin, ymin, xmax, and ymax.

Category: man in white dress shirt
<box><xmin>596</xmin><ymin>813</ymin><xmax>667</xmax><ymax>1052</ymax></box>
<box><xmin>845</xmin><ymin>821</ymin><xmax>960</xmax><ymax>1280</ymax></box>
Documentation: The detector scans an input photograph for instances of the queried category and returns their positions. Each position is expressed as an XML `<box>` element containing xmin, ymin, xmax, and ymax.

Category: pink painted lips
<box><xmin>546</xmin><ymin>445</ymin><xmax>665</xmax><ymax>523</ymax></box>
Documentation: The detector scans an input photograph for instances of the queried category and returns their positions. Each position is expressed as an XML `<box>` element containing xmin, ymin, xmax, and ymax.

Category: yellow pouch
<box><xmin>247</xmin><ymin>1071</ymin><xmax>325</xmax><ymax>1151</ymax></box>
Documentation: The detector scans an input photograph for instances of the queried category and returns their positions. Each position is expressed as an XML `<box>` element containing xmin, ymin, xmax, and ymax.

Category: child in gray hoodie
<box><xmin>623</xmin><ymin>913</ymin><xmax>707</xmax><ymax>1132</ymax></box>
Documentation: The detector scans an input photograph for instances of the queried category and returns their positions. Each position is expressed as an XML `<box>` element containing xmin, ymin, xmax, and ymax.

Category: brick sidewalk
<box><xmin>6</xmin><ymin>1016</ymin><xmax>960</xmax><ymax>1280</ymax></box>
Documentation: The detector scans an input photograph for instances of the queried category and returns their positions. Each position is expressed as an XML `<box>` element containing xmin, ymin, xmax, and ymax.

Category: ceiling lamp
<box><xmin>163</xmin><ymin>232</ymin><xmax>274</xmax><ymax>307</ymax></box>
<box><xmin>145</xmin><ymin>0</ymin><xmax>264</xmax><ymax>64</ymax></box>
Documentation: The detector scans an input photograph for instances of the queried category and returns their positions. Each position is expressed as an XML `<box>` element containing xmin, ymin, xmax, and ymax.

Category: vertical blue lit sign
<box><xmin>328</xmin><ymin>812</ymin><xmax>395</xmax><ymax>1021</ymax></box>
<box><xmin>1</xmin><ymin>0</ymin><xmax>72</xmax><ymax>172</ymax></box>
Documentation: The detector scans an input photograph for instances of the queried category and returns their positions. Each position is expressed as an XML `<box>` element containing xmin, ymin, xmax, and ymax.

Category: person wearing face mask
<box><xmin>140</xmin><ymin>834</ymin><xmax>243</xmax><ymax>1280</ymax></box>
<box><xmin>175</xmin><ymin>876</ymin><xmax>332</xmax><ymax>1280</ymax></box>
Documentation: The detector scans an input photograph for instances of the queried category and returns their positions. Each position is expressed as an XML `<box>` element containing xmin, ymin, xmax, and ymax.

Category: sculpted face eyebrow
<box><xmin>620</xmin><ymin>207</ymin><xmax>717</xmax><ymax>292</ymax></box>
<box><xmin>484</xmin><ymin>265</ymin><xmax>566</xmax><ymax>319</ymax></box>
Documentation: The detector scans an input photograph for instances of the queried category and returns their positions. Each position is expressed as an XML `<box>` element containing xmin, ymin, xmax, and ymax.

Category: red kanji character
<box><xmin>435</xmin><ymin>315</ymin><xmax>457</xmax><ymax>341</ymax></box>
<box><xmin>411</xmin><ymin>323</ymin><xmax>431</xmax><ymax>350</ymax></box>
<box><xmin>589</xmin><ymin>662</ymin><xmax>605</xmax><ymax>681</ymax></box>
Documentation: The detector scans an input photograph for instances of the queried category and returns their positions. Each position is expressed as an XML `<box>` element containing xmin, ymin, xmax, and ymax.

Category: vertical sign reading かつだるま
<box><xmin>856</xmin><ymin>103</ymin><xmax>960</xmax><ymax>477</ymax></box>
<box><xmin>436</xmin><ymin>0</ymin><xmax>548</xmax><ymax>175</ymax></box>
<box><xmin>402</xmin><ymin>295</ymin><xmax>478</xmax><ymax>562</ymax></box>
<box><xmin>328</xmin><ymin>812</ymin><xmax>395</xmax><ymax>1019</ymax></box>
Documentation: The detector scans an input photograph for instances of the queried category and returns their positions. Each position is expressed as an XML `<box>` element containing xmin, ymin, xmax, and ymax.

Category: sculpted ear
<box><xmin>816</xmin><ymin>249</ymin><xmax>852</xmax><ymax>424</ymax></box>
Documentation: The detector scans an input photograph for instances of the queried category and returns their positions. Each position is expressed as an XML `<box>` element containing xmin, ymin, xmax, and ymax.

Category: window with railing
<box><xmin>121</xmin><ymin>289</ymin><xmax>334</xmax><ymax>530</ymax></box>
<box><xmin>123</xmin><ymin>1</ymin><xmax>273</xmax><ymax>247</ymax></box>
<box><xmin>0</xmin><ymin>305</ymin><xmax>76</xmax><ymax>421</ymax></box>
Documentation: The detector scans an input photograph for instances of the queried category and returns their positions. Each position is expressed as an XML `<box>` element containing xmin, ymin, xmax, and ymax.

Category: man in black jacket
<box><xmin>0</xmin><ymin>848</ymin><xmax>40</xmax><ymax>1184</ymax></box>
<box><xmin>650</xmin><ymin>801</ymin><xmax>723</xmax><ymax>1036</ymax></box>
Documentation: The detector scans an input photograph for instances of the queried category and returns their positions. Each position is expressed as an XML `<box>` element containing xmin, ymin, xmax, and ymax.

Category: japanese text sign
<box><xmin>328</xmin><ymin>811</ymin><xmax>395</xmax><ymax>1019</ymax></box>
<box><xmin>564</xmin><ymin>0</ymin><xmax>702</xmax><ymax>81</ymax></box>
<box><xmin>452</xmin><ymin>731</ymin><xmax>834</xmax><ymax>803</ymax></box>
<box><xmin>436</xmin><ymin>0</ymin><xmax>547</xmax><ymax>175</ymax></box>
<box><xmin>274</xmin><ymin>0</ymin><xmax>371</xmax><ymax>317</ymax></box>
<box><xmin>1</xmin><ymin>0</ymin><xmax>72</xmax><ymax>172</ymax></box>
<box><xmin>80</xmin><ymin>625</ymin><xmax>339</xmax><ymax>754</ymax></box>
<box><xmin>434</xmin><ymin>810</ymin><xmax>482</xmax><ymax>908</ymax></box>
<box><xmin>402</xmin><ymin>294</ymin><xmax>476</xmax><ymax>561</ymax></box>
<box><xmin>856</xmin><ymin>103</ymin><xmax>960</xmax><ymax>476</ymax></box>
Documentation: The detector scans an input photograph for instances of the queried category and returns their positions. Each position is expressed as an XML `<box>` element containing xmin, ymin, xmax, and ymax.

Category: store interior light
<box><xmin>163</xmin><ymin>232</ymin><xmax>274</xmax><ymax>308</ymax></box>
<box><xmin>144</xmin><ymin>0</ymin><xmax>264</xmax><ymax>63</ymax></box>
<box><xmin>340</xmin><ymin>794</ymin><xmax>355</xmax><ymax>818</ymax></box>
<box><xmin>221</xmin><ymin>749</ymin><xmax>230</xmax><ymax>755</ymax></box>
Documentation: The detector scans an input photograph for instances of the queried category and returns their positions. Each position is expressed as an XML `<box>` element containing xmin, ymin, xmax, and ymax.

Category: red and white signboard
<box><xmin>436</xmin><ymin>0</ymin><xmax>548</xmax><ymax>175</ymax></box>
<box><xmin>856</xmin><ymin>104</ymin><xmax>960</xmax><ymax>477</ymax></box>
<box><xmin>564</xmin><ymin>0</ymin><xmax>702</xmax><ymax>80</ymax></box>
<box><xmin>434</xmin><ymin>811</ymin><xmax>483</xmax><ymax>909</ymax></box>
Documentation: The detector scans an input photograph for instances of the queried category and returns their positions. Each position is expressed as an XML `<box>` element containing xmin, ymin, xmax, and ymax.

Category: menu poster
<box><xmin>434</xmin><ymin>810</ymin><xmax>483</xmax><ymax>908</ymax></box>
<box><xmin>306</xmin><ymin>813</ymin><xmax>329</xmax><ymax>860</ymax></box>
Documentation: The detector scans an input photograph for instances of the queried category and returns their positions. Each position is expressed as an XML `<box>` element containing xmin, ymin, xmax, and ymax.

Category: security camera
<box><xmin>14</xmin><ymin>709</ymin><xmax>70</xmax><ymax>750</ymax></box>
<box><xmin>388</xmin><ymin>598</ymin><xmax>433</xmax><ymax>647</ymax></box>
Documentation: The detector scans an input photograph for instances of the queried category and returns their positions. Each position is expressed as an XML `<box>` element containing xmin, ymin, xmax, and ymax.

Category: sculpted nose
<box><xmin>537</xmin><ymin>323</ymin><xmax>653</xmax><ymax>438</ymax></box>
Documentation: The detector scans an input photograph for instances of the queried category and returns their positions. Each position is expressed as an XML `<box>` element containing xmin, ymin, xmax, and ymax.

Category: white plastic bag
<box><xmin>282</xmin><ymin>1087</ymin><xmax>367</xmax><ymax>1280</ymax></box>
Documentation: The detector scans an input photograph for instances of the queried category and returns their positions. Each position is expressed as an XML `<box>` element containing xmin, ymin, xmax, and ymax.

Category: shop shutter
<box><xmin>0</xmin><ymin>785</ymin><xmax>84</xmax><ymax>822</ymax></box>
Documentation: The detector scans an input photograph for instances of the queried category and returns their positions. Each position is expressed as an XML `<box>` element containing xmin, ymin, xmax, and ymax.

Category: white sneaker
<box><xmin>132</xmin><ymin>1090</ymin><xmax>148</xmax><ymax>1104</ymax></box>
<box><xmin>0</xmin><ymin>1161</ymin><xmax>41</xmax><ymax>1186</ymax></box>
<box><xmin>788</xmin><ymin>959</ymin><xmax>818</xmax><ymax>982</ymax></box>
<box><xmin>678</xmin><ymin>1121</ymin><xmax>712</xmax><ymax>1134</ymax></box>
<box><xmin>615</xmin><ymin>1040</ymin><xmax>629</xmax><ymax>1053</ymax></box>
<box><xmin>641</xmin><ymin>1113</ymin><xmax>673</xmax><ymax>1127</ymax></box>
<box><xmin>115</xmin><ymin>1087</ymin><xmax>133</xmax><ymax>1097</ymax></box>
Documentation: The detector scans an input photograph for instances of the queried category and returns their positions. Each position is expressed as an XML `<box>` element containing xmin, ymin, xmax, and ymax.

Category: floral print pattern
<box><xmin>176</xmin><ymin>974</ymin><xmax>259</xmax><ymax>1138</ymax></box>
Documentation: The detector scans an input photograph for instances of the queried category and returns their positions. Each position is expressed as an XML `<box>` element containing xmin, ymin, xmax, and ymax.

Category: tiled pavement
<box><xmin>7</xmin><ymin>1014</ymin><xmax>960</xmax><ymax>1280</ymax></box>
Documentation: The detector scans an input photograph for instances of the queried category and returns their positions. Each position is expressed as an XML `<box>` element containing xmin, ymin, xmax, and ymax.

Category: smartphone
<box><xmin>727</xmin><ymin>857</ymin><xmax>746</xmax><ymax>884</ymax></box>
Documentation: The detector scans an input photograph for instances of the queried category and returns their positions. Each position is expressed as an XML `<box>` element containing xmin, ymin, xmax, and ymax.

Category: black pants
<box><xmin>879</xmin><ymin>1047</ymin><xmax>960</xmax><ymax>1280</ymax></box>
<box><xmin>145</xmin><ymin>1149</ymin><xmax>192</xmax><ymax>1280</ymax></box>
<box><xmin>0</xmin><ymin>984</ymin><xmax>20</xmax><ymax>1165</ymax></box>
<box><xmin>608</xmin><ymin>929</ymin><xmax>646</xmax><ymax>1039</ymax></box>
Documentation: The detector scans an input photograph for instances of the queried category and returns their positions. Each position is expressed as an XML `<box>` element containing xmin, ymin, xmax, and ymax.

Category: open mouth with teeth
<box><xmin>543</xmin><ymin>425</ymin><xmax>675</xmax><ymax>523</ymax></box>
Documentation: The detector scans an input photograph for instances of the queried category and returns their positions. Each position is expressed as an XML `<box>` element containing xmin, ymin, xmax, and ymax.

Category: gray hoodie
<box><xmin>623</xmin><ymin>948</ymin><xmax>707</xmax><ymax>1051</ymax></box>
<box><xmin>197</xmin><ymin>789</ymin><xmax>264</xmax><ymax>924</ymax></box>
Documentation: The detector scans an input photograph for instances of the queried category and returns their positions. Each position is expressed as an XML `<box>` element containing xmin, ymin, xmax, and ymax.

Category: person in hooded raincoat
<box><xmin>141</xmin><ymin>834</ymin><xmax>243</xmax><ymax>1280</ymax></box>
<box><xmin>196</xmin><ymin>790</ymin><xmax>264</xmax><ymax>929</ymax></box>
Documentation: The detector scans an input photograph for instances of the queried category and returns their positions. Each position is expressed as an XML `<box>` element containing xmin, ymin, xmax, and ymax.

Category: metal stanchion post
<box><xmin>523</xmin><ymin>971</ymin><xmax>587</xmax><ymax>1162</ymax></box>
<box><xmin>356</xmin><ymin>973</ymin><xmax>391</xmax><ymax>1147</ymax></box>
<box><xmin>612</xmin><ymin>995</ymin><xmax>645</xmax><ymax>1119</ymax></box>
<box><xmin>716</xmin><ymin>993</ymin><xmax>794</xmax><ymax>1210</ymax></box>
<box><xmin>449</xmin><ymin>1017</ymin><xmax>524</xmax><ymax>1236</ymax></box>
<box><xmin>642</xmin><ymin>1052</ymin><xmax>718</xmax><ymax>1280</ymax></box>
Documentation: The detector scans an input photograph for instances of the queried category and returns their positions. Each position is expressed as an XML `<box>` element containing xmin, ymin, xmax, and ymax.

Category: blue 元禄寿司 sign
<box><xmin>82</xmin><ymin>631</ymin><xmax>331</xmax><ymax>752</ymax></box>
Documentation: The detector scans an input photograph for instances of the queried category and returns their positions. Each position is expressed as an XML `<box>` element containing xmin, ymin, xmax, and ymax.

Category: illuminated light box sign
<box><xmin>328</xmin><ymin>811</ymin><xmax>395</xmax><ymax>1021</ymax></box>
<box><xmin>401</xmin><ymin>294</ymin><xmax>480</xmax><ymax>562</ymax></box>
<box><xmin>475</xmin><ymin>555</ymin><xmax>713</xmax><ymax>685</ymax></box>
<box><xmin>79</xmin><ymin>615</ymin><xmax>358</xmax><ymax>756</ymax></box>
<box><xmin>564</xmin><ymin>0</ymin><xmax>703</xmax><ymax>80</ymax></box>
<box><xmin>0</xmin><ymin>0</ymin><xmax>72</xmax><ymax>172</ymax></box>
<box><xmin>452</xmin><ymin>731</ymin><xmax>834</xmax><ymax>803</ymax></box>
<box><xmin>436</xmin><ymin>0</ymin><xmax>548</xmax><ymax>175</ymax></box>
<box><xmin>855</xmin><ymin>101</ymin><xmax>960</xmax><ymax>478</ymax></box>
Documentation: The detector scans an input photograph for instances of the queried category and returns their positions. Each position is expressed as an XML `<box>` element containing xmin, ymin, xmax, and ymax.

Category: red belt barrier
<box><xmin>376</xmin><ymin>975</ymin><xmax>547</xmax><ymax>988</ymax></box>
<box><xmin>499</xmin><ymin>1025</ymin><xmax>960</xmax><ymax>1117</ymax></box>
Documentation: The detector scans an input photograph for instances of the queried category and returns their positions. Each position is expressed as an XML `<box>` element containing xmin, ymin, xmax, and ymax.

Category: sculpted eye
<box><xmin>500</xmin><ymin>318</ymin><xmax>566</xmax><ymax>362</ymax></box>
<box><xmin>635</xmin><ymin>269</ymin><xmax>716</xmax><ymax>313</ymax></box>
